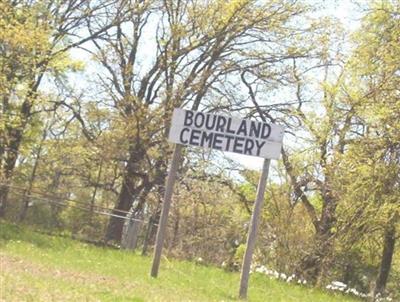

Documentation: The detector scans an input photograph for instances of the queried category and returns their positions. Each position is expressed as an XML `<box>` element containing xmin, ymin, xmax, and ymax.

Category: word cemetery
<box><xmin>169</xmin><ymin>109</ymin><xmax>284</xmax><ymax>159</ymax></box>
<box><xmin>152</xmin><ymin>107</ymin><xmax>284</xmax><ymax>300</ymax></box>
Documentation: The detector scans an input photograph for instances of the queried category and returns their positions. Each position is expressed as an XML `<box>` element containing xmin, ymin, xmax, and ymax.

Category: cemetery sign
<box><xmin>168</xmin><ymin>108</ymin><xmax>283</xmax><ymax>158</ymax></box>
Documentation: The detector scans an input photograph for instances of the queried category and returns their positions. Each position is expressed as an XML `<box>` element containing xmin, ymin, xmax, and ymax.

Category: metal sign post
<box><xmin>150</xmin><ymin>144</ymin><xmax>183</xmax><ymax>277</ymax></box>
<box><xmin>150</xmin><ymin>108</ymin><xmax>283</xmax><ymax>290</ymax></box>
<box><xmin>239</xmin><ymin>158</ymin><xmax>271</xmax><ymax>299</ymax></box>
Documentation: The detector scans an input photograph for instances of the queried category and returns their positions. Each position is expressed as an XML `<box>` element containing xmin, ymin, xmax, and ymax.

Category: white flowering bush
<box><xmin>325</xmin><ymin>281</ymin><xmax>368</xmax><ymax>298</ymax></box>
<box><xmin>251</xmin><ymin>264</ymin><xmax>395</xmax><ymax>302</ymax></box>
<box><xmin>252</xmin><ymin>265</ymin><xmax>307</xmax><ymax>284</ymax></box>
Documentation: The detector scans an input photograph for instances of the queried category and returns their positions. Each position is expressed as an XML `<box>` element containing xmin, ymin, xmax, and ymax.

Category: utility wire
<box><xmin>1</xmin><ymin>182</ymin><xmax>132</xmax><ymax>215</ymax></box>
<box><xmin>8</xmin><ymin>186</ymin><xmax>152</xmax><ymax>224</ymax></box>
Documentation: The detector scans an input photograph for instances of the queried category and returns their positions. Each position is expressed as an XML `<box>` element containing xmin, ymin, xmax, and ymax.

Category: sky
<box><xmin>227</xmin><ymin>0</ymin><xmax>363</xmax><ymax>171</ymax></box>
<box><xmin>67</xmin><ymin>0</ymin><xmax>364</xmax><ymax>172</ymax></box>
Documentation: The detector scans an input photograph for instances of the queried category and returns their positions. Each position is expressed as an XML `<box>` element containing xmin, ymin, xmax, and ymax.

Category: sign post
<box><xmin>239</xmin><ymin>158</ymin><xmax>271</xmax><ymax>299</ymax></box>
<box><xmin>150</xmin><ymin>108</ymin><xmax>283</xmax><ymax>292</ymax></box>
<box><xmin>151</xmin><ymin>144</ymin><xmax>182</xmax><ymax>277</ymax></box>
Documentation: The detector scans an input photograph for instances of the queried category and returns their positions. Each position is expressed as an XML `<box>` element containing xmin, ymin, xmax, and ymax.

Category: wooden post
<box><xmin>239</xmin><ymin>158</ymin><xmax>271</xmax><ymax>299</ymax></box>
<box><xmin>151</xmin><ymin>144</ymin><xmax>183</xmax><ymax>277</ymax></box>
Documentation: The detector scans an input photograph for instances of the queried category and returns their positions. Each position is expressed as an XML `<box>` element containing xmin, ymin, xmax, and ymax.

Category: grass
<box><xmin>0</xmin><ymin>221</ymin><xmax>360</xmax><ymax>302</ymax></box>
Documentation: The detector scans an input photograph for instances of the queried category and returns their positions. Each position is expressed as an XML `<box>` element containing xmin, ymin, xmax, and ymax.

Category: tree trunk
<box><xmin>0</xmin><ymin>77</ymin><xmax>40</xmax><ymax>217</ymax></box>
<box><xmin>316</xmin><ymin>190</ymin><xmax>337</xmax><ymax>284</ymax></box>
<box><xmin>89</xmin><ymin>160</ymin><xmax>103</xmax><ymax>226</ymax></box>
<box><xmin>49</xmin><ymin>170</ymin><xmax>62</xmax><ymax>227</ymax></box>
<box><xmin>105</xmin><ymin>140</ymin><xmax>169</xmax><ymax>244</ymax></box>
<box><xmin>281</xmin><ymin>147</ymin><xmax>333</xmax><ymax>283</ymax></box>
<box><xmin>297</xmin><ymin>192</ymin><xmax>337</xmax><ymax>284</ymax></box>
<box><xmin>19</xmin><ymin>128</ymin><xmax>47</xmax><ymax>221</ymax></box>
<box><xmin>296</xmin><ymin>230</ymin><xmax>333</xmax><ymax>283</ymax></box>
<box><xmin>373</xmin><ymin>223</ymin><xmax>396</xmax><ymax>299</ymax></box>
<box><xmin>105</xmin><ymin>181</ymin><xmax>139</xmax><ymax>243</ymax></box>
<box><xmin>0</xmin><ymin>184</ymin><xmax>11</xmax><ymax>217</ymax></box>
<box><xmin>0</xmin><ymin>144</ymin><xmax>20</xmax><ymax>217</ymax></box>
<box><xmin>104</xmin><ymin>146</ymin><xmax>145</xmax><ymax>243</ymax></box>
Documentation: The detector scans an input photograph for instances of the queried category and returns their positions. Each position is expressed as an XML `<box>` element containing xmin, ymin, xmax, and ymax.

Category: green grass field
<box><xmin>0</xmin><ymin>222</ymin><xmax>359</xmax><ymax>302</ymax></box>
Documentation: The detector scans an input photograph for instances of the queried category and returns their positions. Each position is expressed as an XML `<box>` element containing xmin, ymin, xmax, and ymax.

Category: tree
<box><xmin>84</xmin><ymin>0</ymin><xmax>313</xmax><ymax>242</ymax></box>
<box><xmin>238</xmin><ymin>42</ymin><xmax>357</xmax><ymax>283</ymax></box>
<box><xmin>0</xmin><ymin>0</ymin><xmax>120</xmax><ymax>216</ymax></box>
<box><xmin>345</xmin><ymin>1</ymin><xmax>400</xmax><ymax>297</ymax></box>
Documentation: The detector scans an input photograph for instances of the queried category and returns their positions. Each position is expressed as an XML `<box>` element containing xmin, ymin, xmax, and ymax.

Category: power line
<box><xmin>6</xmin><ymin>184</ymin><xmax>152</xmax><ymax>224</ymax></box>
<box><xmin>1</xmin><ymin>182</ymin><xmax>132</xmax><ymax>215</ymax></box>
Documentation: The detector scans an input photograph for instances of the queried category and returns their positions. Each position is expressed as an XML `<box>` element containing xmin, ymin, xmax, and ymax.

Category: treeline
<box><xmin>0</xmin><ymin>0</ymin><xmax>398</xmax><ymax>300</ymax></box>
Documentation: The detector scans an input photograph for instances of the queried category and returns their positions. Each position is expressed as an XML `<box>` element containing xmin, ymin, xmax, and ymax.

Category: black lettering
<box><xmin>205</xmin><ymin>114</ymin><xmax>217</xmax><ymax>130</ymax></box>
<box><xmin>194</xmin><ymin>112</ymin><xmax>205</xmax><ymax>128</ymax></box>
<box><xmin>212</xmin><ymin>133</ymin><xmax>224</xmax><ymax>150</ymax></box>
<box><xmin>249</xmin><ymin>121</ymin><xmax>261</xmax><ymax>138</ymax></box>
<box><xmin>255</xmin><ymin>140</ymin><xmax>266</xmax><ymax>156</ymax></box>
<box><xmin>179</xmin><ymin>128</ymin><xmax>190</xmax><ymax>144</ymax></box>
<box><xmin>261</xmin><ymin>123</ymin><xmax>271</xmax><ymax>139</ymax></box>
<box><xmin>225</xmin><ymin>135</ymin><xmax>235</xmax><ymax>150</ymax></box>
<box><xmin>200</xmin><ymin>131</ymin><xmax>214</xmax><ymax>148</ymax></box>
<box><xmin>216</xmin><ymin>116</ymin><xmax>227</xmax><ymax>132</ymax></box>
<box><xmin>226</xmin><ymin>118</ymin><xmax>235</xmax><ymax>134</ymax></box>
<box><xmin>184</xmin><ymin>110</ymin><xmax>194</xmax><ymax>126</ymax></box>
<box><xmin>237</xmin><ymin>120</ymin><xmax>247</xmax><ymax>136</ymax></box>
<box><xmin>244</xmin><ymin>139</ymin><xmax>254</xmax><ymax>155</ymax></box>
<box><xmin>189</xmin><ymin>129</ymin><xmax>201</xmax><ymax>146</ymax></box>
<box><xmin>233</xmin><ymin>137</ymin><xmax>245</xmax><ymax>154</ymax></box>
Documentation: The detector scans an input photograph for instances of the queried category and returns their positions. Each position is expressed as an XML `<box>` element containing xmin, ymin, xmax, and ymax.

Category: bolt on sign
<box><xmin>150</xmin><ymin>108</ymin><xmax>284</xmax><ymax>300</ymax></box>
<box><xmin>168</xmin><ymin>108</ymin><xmax>283</xmax><ymax>159</ymax></box>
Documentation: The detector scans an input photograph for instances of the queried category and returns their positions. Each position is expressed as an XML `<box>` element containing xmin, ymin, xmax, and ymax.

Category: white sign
<box><xmin>168</xmin><ymin>108</ymin><xmax>283</xmax><ymax>159</ymax></box>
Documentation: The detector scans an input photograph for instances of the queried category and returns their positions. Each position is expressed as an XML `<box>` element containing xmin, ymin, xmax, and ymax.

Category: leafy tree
<box><xmin>341</xmin><ymin>0</ymin><xmax>400</xmax><ymax>297</ymax></box>
<box><xmin>81</xmin><ymin>0</ymin><xmax>315</xmax><ymax>242</ymax></box>
<box><xmin>0</xmin><ymin>0</ymin><xmax>118</xmax><ymax>216</ymax></box>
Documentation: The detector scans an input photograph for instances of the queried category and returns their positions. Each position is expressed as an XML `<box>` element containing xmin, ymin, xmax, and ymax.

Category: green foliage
<box><xmin>234</xmin><ymin>244</ymin><xmax>246</xmax><ymax>264</ymax></box>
